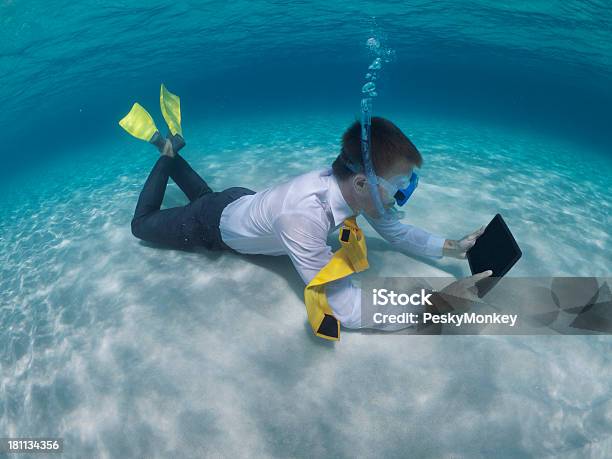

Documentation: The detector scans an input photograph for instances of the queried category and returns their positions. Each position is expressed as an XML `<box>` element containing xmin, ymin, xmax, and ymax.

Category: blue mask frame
<box><xmin>341</xmin><ymin>157</ymin><xmax>420</xmax><ymax>208</ymax></box>
<box><xmin>393</xmin><ymin>172</ymin><xmax>419</xmax><ymax>206</ymax></box>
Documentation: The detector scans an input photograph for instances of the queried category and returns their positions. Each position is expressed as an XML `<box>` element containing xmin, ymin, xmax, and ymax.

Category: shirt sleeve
<box><xmin>364</xmin><ymin>213</ymin><xmax>446</xmax><ymax>258</ymax></box>
<box><xmin>271</xmin><ymin>212</ymin><xmax>363</xmax><ymax>328</ymax></box>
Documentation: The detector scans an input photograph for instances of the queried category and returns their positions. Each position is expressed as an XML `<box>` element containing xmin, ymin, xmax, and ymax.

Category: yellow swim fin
<box><xmin>118</xmin><ymin>103</ymin><xmax>159</xmax><ymax>142</ymax></box>
<box><xmin>160</xmin><ymin>83</ymin><xmax>182</xmax><ymax>137</ymax></box>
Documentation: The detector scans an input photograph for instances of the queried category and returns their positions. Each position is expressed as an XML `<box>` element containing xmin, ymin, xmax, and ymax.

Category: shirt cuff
<box><xmin>424</xmin><ymin>234</ymin><xmax>446</xmax><ymax>258</ymax></box>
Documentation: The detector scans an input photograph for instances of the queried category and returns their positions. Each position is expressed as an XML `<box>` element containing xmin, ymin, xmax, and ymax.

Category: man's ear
<box><xmin>352</xmin><ymin>174</ymin><xmax>369</xmax><ymax>196</ymax></box>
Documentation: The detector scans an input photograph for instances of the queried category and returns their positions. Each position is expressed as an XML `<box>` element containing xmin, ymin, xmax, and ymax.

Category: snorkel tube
<box><xmin>360</xmin><ymin>96</ymin><xmax>387</xmax><ymax>218</ymax></box>
<box><xmin>357</xmin><ymin>32</ymin><xmax>417</xmax><ymax>220</ymax></box>
<box><xmin>359</xmin><ymin>33</ymin><xmax>398</xmax><ymax>220</ymax></box>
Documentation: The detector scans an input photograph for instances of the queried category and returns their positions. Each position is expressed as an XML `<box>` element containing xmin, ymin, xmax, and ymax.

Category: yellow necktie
<box><xmin>304</xmin><ymin>217</ymin><xmax>369</xmax><ymax>340</ymax></box>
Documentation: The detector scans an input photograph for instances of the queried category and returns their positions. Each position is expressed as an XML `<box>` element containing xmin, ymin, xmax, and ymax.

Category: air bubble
<box><xmin>362</xmin><ymin>82</ymin><xmax>376</xmax><ymax>94</ymax></box>
<box><xmin>368</xmin><ymin>58</ymin><xmax>382</xmax><ymax>70</ymax></box>
<box><xmin>366</xmin><ymin>37</ymin><xmax>380</xmax><ymax>50</ymax></box>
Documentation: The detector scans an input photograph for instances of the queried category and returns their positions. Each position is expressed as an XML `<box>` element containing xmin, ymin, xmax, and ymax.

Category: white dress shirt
<box><xmin>219</xmin><ymin>168</ymin><xmax>446</xmax><ymax>329</ymax></box>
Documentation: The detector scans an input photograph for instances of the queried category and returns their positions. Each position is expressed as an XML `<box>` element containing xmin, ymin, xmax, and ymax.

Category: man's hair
<box><xmin>332</xmin><ymin>117</ymin><xmax>423</xmax><ymax>180</ymax></box>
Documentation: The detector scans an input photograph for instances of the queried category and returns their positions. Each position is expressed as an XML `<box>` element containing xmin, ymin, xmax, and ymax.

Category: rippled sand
<box><xmin>1</xmin><ymin>113</ymin><xmax>611</xmax><ymax>457</ymax></box>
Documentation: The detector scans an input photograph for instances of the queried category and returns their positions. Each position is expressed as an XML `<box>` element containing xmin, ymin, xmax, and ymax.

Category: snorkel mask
<box><xmin>341</xmin><ymin>98</ymin><xmax>419</xmax><ymax>219</ymax></box>
<box><xmin>377</xmin><ymin>172</ymin><xmax>419</xmax><ymax>206</ymax></box>
<box><xmin>342</xmin><ymin>153</ymin><xmax>419</xmax><ymax>215</ymax></box>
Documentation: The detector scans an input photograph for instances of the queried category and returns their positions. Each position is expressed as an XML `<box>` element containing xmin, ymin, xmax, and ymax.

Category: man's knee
<box><xmin>131</xmin><ymin>217</ymin><xmax>144</xmax><ymax>239</ymax></box>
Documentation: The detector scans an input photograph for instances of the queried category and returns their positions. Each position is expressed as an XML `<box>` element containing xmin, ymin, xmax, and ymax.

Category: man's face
<box><xmin>356</xmin><ymin>157</ymin><xmax>415</xmax><ymax>219</ymax></box>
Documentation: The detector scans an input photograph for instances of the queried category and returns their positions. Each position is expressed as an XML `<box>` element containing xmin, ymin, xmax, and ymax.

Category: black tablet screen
<box><xmin>467</xmin><ymin>214</ymin><xmax>522</xmax><ymax>277</ymax></box>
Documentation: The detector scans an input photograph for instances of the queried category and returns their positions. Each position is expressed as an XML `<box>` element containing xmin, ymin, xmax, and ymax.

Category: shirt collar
<box><xmin>327</xmin><ymin>169</ymin><xmax>357</xmax><ymax>227</ymax></box>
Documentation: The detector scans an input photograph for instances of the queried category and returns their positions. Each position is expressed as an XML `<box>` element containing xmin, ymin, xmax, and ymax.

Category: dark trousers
<box><xmin>131</xmin><ymin>155</ymin><xmax>255</xmax><ymax>250</ymax></box>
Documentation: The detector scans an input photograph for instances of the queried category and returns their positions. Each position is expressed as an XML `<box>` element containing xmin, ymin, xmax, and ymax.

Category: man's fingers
<box><xmin>469</xmin><ymin>270</ymin><xmax>493</xmax><ymax>282</ymax></box>
<box><xmin>462</xmin><ymin>226</ymin><xmax>485</xmax><ymax>243</ymax></box>
<box><xmin>472</xmin><ymin>226</ymin><xmax>486</xmax><ymax>238</ymax></box>
<box><xmin>458</xmin><ymin>238</ymin><xmax>477</xmax><ymax>252</ymax></box>
<box><xmin>466</xmin><ymin>226</ymin><xmax>485</xmax><ymax>239</ymax></box>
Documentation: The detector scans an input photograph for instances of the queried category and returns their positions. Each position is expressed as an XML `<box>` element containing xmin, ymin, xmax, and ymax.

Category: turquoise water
<box><xmin>1</xmin><ymin>1</ymin><xmax>612</xmax><ymax>458</ymax></box>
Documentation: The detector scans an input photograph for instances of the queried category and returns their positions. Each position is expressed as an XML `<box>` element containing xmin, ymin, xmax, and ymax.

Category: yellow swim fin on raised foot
<box><xmin>160</xmin><ymin>84</ymin><xmax>182</xmax><ymax>137</ymax></box>
<box><xmin>118</xmin><ymin>103</ymin><xmax>159</xmax><ymax>142</ymax></box>
<box><xmin>119</xmin><ymin>85</ymin><xmax>185</xmax><ymax>153</ymax></box>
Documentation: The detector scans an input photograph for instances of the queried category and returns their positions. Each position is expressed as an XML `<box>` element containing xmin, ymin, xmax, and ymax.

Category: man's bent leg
<box><xmin>171</xmin><ymin>154</ymin><xmax>213</xmax><ymax>202</ymax></box>
<box><xmin>133</xmin><ymin>155</ymin><xmax>174</xmax><ymax>221</ymax></box>
<box><xmin>131</xmin><ymin>155</ymin><xmax>256</xmax><ymax>250</ymax></box>
<box><xmin>131</xmin><ymin>156</ymin><xmax>195</xmax><ymax>248</ymax></box>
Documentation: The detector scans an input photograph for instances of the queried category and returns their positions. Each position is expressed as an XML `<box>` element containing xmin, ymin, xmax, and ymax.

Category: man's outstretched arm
<box><xmin>364</xmin><ymin>213</ymin><xmax>446</xmax><ymax>258</ymax></box>
<box><xmin>272</xmin><ymin>212</ymin><xmax>492</xmax><ymax>333</ymax></box>
<box><xmin>272</xmin><ymin>212</ymin><xmax>431</xmax><ymax>331</ymax></box>
<box><xmin>272</xmin><ymin>212</ymin><xmax>363</xmax><ymax>328</ymax></box>
<box><xmin>364</xmin><ymin>214</ymin><xmax>485</xmax><ymax>260</ymax></box>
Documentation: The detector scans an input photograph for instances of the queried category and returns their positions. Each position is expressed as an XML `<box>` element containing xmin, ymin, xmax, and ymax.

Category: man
<box><xmin>122</xmin><ymin>89</ymin><xmax>489</xmax><ymax>334</ymax></box>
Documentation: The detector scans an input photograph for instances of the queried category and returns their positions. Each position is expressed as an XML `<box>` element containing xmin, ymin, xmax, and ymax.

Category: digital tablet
<box><xmin>467</xmin><ymin>214</ymin><xmax>522</xmax><ymax>296</ymax></box>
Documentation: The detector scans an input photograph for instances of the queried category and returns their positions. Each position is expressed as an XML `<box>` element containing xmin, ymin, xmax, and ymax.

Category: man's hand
<box><xmin>443</xmin><ymin>226</ymin><xmax>486</xmax><ymax>259</ymax></box>
<box><xmin>422</xmin><ymin>270</ymin><xmax>493</xmax><ymax>332</ymax></box>
<box><xmin>437</xmin><ymin>270</ymin><xmax>493</xmax><ymax>312</ymax></box>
